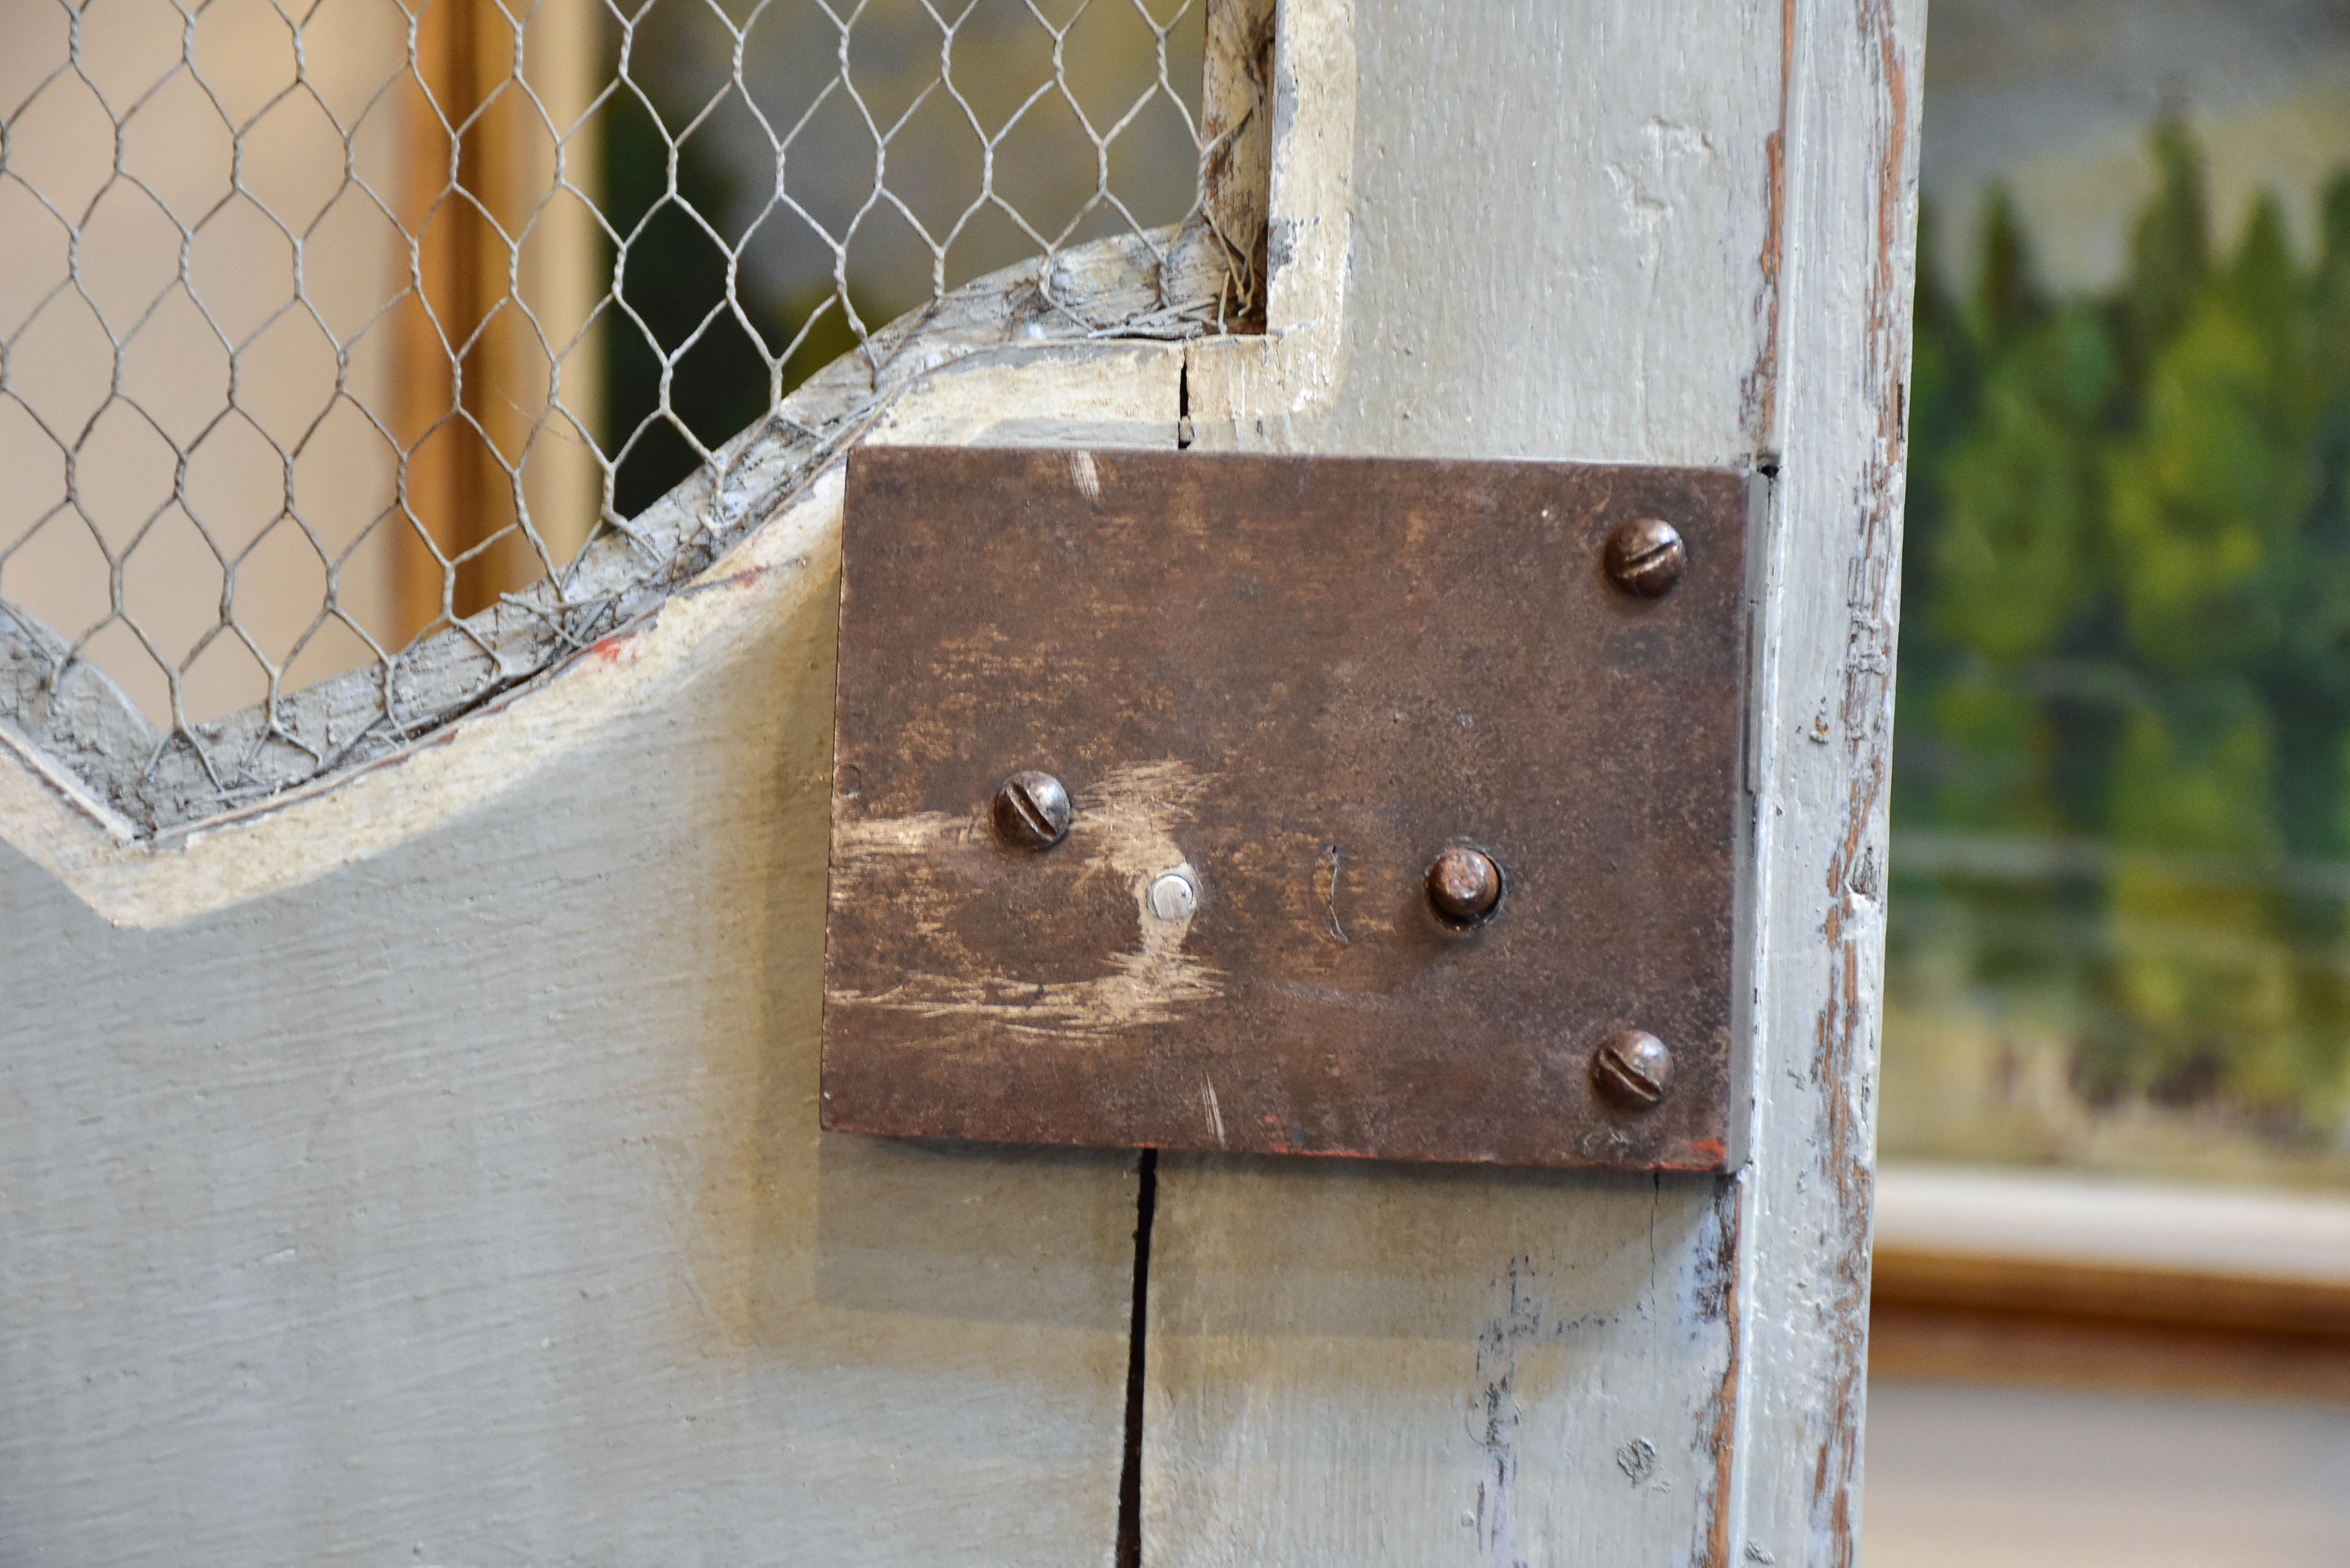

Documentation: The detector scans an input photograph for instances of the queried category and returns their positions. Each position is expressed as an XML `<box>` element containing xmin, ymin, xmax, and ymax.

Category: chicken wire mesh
<box><xmin>0</xmin><ymin>0</ymin><xmax>1263</xmax><ymax>835</ymax></box>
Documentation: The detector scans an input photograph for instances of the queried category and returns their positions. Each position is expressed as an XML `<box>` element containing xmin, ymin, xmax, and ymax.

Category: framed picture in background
<box><xmin>1877</xmin><ymin>0</ymin><xmax>2350</xmax><ymax>1401</ymax></box>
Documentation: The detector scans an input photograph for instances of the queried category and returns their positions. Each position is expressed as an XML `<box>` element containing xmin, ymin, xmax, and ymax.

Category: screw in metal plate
<box><xmin>1604</xmin><ymin>517</ymin><xmax>1687</xmax><ymax>597</ymax></box>
<box><xmin>993</xmin><ymin>769</ymin><xmax>1073</xmax><ymax>850</ymax></box>
<box><xmin>1425</xmin><ymin>845</ymin><xmax>1504</xmax><ymax>924</ymax></box>
<box><xmin>1147</xmin><ymin>870</ymin><xmax>1198</xmax><ymax>921</ymax></box>
<box><xmin>1591</xmin><ymin>1029</ymin><xmax>1675</xmax><ymax>1111</ymax></box>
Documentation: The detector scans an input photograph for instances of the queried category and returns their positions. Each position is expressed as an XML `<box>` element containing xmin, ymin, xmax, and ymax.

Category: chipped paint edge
<box><xmin>0</xmin><ymin>0</ymin><xmax>1357</xmax><ymax>930</ymax></box>
<box><xmin>1183</xmin><ymin>0</ymin><xmax>1357</xmax><ymax>443</ymax></box>
<box><xmin>1723</xmin><ymin>2</ymin><xmax>1924</xmax><ymax>1565</ymax></box>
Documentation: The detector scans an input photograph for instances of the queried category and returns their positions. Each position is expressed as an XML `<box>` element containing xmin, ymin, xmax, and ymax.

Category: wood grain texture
<box><xmin>0</xmin><ymin>348</ymin><xmax>1184</xmax><ymax>1563</ymax></box>
<box><xmin>1147</xmin><ymin>2</ymin><xmax>1924</xmax><ymax>1564</ymax></box>
<box><xmin>0</xmin><ymin>3</ymin><xmax>1342</xmax><ymax>1559</ymax></box>
<box><xmin>1188</xmin><ymin>0</ymin><xmax>1781</xmax><ymax>464</ymax></box>
<box><xmin>1867</xmin><ymin>1298</ymin><xmax>2350</xmax><ymax>1402</ymax></box>
<box><xmin>0</xmin><ymin>23</ymin><xmax>1329</xmax><ymax>1526</ymax></box>
<box><xmin>1201</xmin><ymin>0</ymin><xmax>1277</xmax><ymax>320</ymax></box>
<box><xmin>1734</xmin><ymin>1</ymin><xmax>1924</xmax><ymax>1562</ymax></box>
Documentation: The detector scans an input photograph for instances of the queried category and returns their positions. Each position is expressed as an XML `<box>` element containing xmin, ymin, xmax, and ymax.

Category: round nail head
<box><xmin>1605</xmin><ymin>517</ymin><xmax>1687</xmax><ymax>597</ymax></box>
<box><xmin>994</xmin><ymin>769</ymin><xmax>1072</xmax><ymax>849</ymax></box>
<box><xmin>1426</xmin><ymin>846</ymin><xmax>1503</xmax><ymax>924</ymax></box>
<box><xmin>1591</xmin><ymin>1029</ymin><xmax>1675</xmax><ymax>1111</ymax></box>
<box><xmin>1148</xmin><ymin>870</ymin><xmax>1197</xmax><ymax>921</ymax></box>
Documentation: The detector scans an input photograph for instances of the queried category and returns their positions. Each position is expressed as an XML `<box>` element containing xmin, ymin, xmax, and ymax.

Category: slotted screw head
<box><xmin>1426</xmin><ymin>845</ymin><xmax>1503</xmax><ymax>923</ymax></box>
<box><xmin>1591</xmin><ymin>1029</ymin><xmax>1675</xmax><ymax>1111</ymax></box>
<box><xmin>993</xmin><ymin>769</ymin><xmax>1072</xmax><ymax>849</ymax></box>
<box><xmin>1604</xmin><ymin>517</ymin><xmax>1687</xmax><ymax>597</ymax></box>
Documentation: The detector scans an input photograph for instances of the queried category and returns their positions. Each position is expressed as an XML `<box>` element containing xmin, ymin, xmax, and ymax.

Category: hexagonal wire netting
<box><xmin>0</xmin><ymin>0</ymin><xmax>1257</xmax><ymax>833</ymax></box>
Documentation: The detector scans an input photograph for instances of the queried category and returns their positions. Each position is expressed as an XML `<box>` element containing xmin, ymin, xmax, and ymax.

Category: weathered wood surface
<box><xmin>0</xmin><ymin>0</ymin><xmax>1920</xmax><ymax>1561</ymax></box>
<box><xmin>0</xmin><ymin>422</ymin><xmax>1150</xmax><ymax>1564</ymax></box>
<box><xmin>0</xmin><ymin>4</ymin><xmax>1303</xmax><ymax>1558</ymax></box>
<box><xmin>823</xmin><ymin>448</ymin><xmax>1751</xmax><ymax>1170</ymax></box>
<box><xmin>1154</xmin><ymin>2</ymin><xmax>1924</xmax><ymax>1564</ymax></box>
<box><xmin>1738</xmin><ymin>1</ymin><xmax>1923</xmax><ymax>1557</ymax></box>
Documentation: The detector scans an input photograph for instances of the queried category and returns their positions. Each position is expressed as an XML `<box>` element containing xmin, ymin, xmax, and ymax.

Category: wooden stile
<box><xmin>0</xmin><ymin>1</ymin><xmax>1925</xmax><ymax>1562</ymax></box>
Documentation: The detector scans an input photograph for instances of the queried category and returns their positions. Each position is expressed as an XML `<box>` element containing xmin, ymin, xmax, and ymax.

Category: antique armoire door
<box><xmin>0</xmin><ymin>1</ymin><xmax>1924</xmax><ymax>1562</ymax></box>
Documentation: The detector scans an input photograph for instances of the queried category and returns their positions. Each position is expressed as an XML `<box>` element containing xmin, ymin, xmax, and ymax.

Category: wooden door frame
<box><xmin>1</xmin><ymin>3</ymin><xmax>1926</xmax><ymax>1562</ymax></box>
<box><xmin>1872</xmin><ymin>1163</ymin><xmax>2350</xmax><ymax>1400</ymax></box>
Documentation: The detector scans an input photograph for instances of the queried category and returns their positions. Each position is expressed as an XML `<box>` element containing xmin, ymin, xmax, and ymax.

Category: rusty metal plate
<box><xmin>821</xmin><ymin>447</ymin><xmax>1753</xmax><ymax>1170</ymax></box>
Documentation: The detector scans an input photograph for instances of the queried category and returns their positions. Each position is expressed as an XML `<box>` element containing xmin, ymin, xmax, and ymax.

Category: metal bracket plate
<box><xmin>821</xmin><ymin>447</ymin><xmax>1752</xmax><ymax>1170</ymax></box>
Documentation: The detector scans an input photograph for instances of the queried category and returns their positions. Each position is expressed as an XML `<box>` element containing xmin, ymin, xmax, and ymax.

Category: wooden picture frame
<box><xmin>1872</xmin><ymin>1162</ymin><xmax>2350</xmax><ymax>1398</ymax></box>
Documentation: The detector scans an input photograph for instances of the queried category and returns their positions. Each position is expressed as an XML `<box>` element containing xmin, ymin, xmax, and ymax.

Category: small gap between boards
<box><xmin>1115</xmin><ymin>1148</ymin><xmax>1159</xmax><ymax>1568</ymax></box>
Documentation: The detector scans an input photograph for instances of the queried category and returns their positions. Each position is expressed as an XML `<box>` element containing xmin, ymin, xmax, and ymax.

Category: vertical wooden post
<box><xmin>1735</xmin><ymin>2</ymin><xmax>1922</xmax><ymax>1554</ymax></box>
<box><xmin>1155</xmin><ymin>2</ymin><xmax>1927</xmax><ymax>1563</ymax></box>
<box><xmin>394</xmin><ymin>0</ymin><xmax>491</xmax><ymax>643</ymax></box>
<box><xmin>1200</xmin><ymin>0</ymin><xmax>1276</xmax><ymax>322</ymax></box>
<box><xmin>394</xmin><ymin>0</ymin><xmax>603</xmax><ymax>650</ymax></box>
<box><xmin>515</xmin><ymin>0</ymin><xmax>608</xmax><ymax>575</ymax></box>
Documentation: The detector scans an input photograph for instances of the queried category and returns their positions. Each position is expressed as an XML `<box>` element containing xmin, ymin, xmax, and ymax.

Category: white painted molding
<box><xmin>1184</xmin><ymin>0</ymin><xmax>1356</xmax><ymax>445</ymax></box>
<box><xmin>1875</xmin><ymin>1162</ymin><xmax>2350</xmax><ymax>1285</ymax></box>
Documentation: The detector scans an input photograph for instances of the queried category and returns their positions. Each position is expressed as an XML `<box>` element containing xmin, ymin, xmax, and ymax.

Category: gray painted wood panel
<box><xmin>1153</xmin><ymin>2</ymin><xmax>1926</xmax><ymax>1563</ymax></box>
<box><xmin>0</xmin><ymin>0</ymin><xmax>1921</xmax><ymax>1560</ymax></box>
<box><xmin>0</xmin><ymin>515</ymin><xmax>1143</xmax><ymax>1564</ymax></box>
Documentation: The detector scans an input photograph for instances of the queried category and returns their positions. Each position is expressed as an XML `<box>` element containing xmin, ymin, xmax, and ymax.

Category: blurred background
<box><xmin>9</xmin><ymin>0</ymin><xmax>2350</xmax><ymax>1560</ymax></box>
<box><xmin>1872</xmin><ymin>1</ymin><xmax>2350</xmax><ymax>1562</ymax></box>
<box><xmin>1895</xmin><ymin>0</ymin><xmax>2350</xmax><ymax>1193</ymax></box>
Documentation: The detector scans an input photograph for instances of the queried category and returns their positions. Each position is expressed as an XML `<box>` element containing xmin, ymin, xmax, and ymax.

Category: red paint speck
<box><xmin>588</xmin><ymin>630</ymin><xmax>641</xmax><ymax>665</ymax></box>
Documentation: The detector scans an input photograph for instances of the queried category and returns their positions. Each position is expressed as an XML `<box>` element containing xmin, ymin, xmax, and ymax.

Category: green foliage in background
<box><xmin>1897</xmin><ymin>121</ymin><xmax>2350</xmax><ymax>1134</ymax></box>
